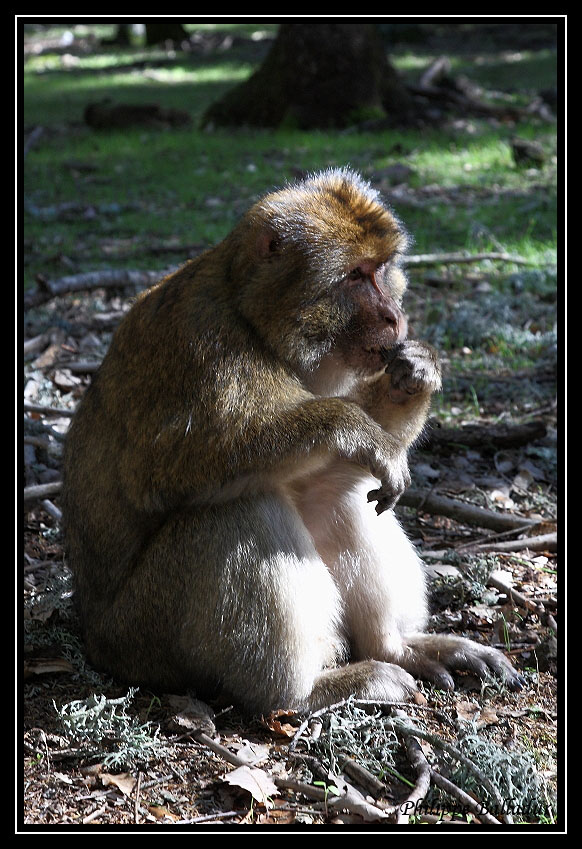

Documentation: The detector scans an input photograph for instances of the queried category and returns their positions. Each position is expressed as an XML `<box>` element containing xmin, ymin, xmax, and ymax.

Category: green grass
<box><xmin>23</xmin><ymin>23</ymin><xmax>558</xmax><ymax>423</ymax></box>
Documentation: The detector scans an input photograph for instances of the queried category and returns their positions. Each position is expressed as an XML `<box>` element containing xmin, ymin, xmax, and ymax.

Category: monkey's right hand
<box><xmin>366</xmin><ymin>451</ymin><xmax>411</xmax><ymax>514</ymax></box>
<box><xmin>382</xmin><ymin>340</ymin><xmax>442</xmax><ymax>405</ymax></box>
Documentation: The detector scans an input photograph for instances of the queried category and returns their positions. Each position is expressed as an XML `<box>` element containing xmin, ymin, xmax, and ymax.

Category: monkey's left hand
<box><xmin>382</xmin><ymin>341</ymin><xmax>442</xmax><ymax>405</ymax></box>
<box><xmin>367</xmin><ymin>451</ymin><xmax>412</xmax><ymax>515</ymax></box>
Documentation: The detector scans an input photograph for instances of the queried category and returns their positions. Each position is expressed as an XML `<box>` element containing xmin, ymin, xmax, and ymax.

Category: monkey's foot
<box><xmin>307</xmin><ymin>659</ymin><xmax>418</xmax><ymax>710</ymax></box>
<box><xmin>400</xmin><ymin>634</ymin><xmax>526</xmax><ymax>691</ymax></box>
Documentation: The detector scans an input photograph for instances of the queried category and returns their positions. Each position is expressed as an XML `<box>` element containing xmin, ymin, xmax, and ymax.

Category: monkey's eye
<box><xmin>347</xmin><ymin>267</ymin><xmax>364</xmax><ymax>282</ymax></box>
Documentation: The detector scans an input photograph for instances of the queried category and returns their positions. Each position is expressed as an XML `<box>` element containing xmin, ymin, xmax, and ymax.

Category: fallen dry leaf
<box><xmin>262</xmin><ymin>709</ymin><xmax>298</xmax><ymax>738</ymax></box>
<box><xmin>223</xmin><ymin>765</ymin><xmax>279</xmax><ymax>807</ymax></box>
<box><xmin>147</xmin><ymin>805</ymin><xmax>180</xmax><ymax>821</ymax></box>
<box><xmin>455</xmin><ymin>700</ymin><xmax>499</xmax><ymax>728</ymax></box>
<box><xmin>456</xmin><ymin>700</ymin><xmax>480</xmax><ymax>723</ymax></box>
<box><xmin>166</xmin><ymin>693</ymin><xmax>216</xmax><ymax>736</ymax></box>
<box><xmin>100</xmin><ymin>772</ymin><xmax>136</xmax><ymax>797</ymax></box>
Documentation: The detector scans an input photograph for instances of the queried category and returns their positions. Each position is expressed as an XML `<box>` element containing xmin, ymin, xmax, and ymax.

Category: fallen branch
<box><xmin>193</xmin><ymin>727</ymin><xmax>390</xmax><ymax>822</ymax></box>
<box><xmin>24</xmin><ymin>267</ymin><xmax>175</xmax><ymax>310</ymax></box>
<box><xmin>467</xmin><ymin>532</ymin><xmax>557</xmax><ymax>553</ymax></box>
<box><xmin>404</xmin><ymin>251</ymin><xmax>539</xmax><ymax>267</ymax></box>
<box><xmin>65</xmin><ymin>360</ymin><xmax>101</xmax><ymax>374</ymax></box>
<box><xmin>430</xmin><ymin>769</ymin><xmax>502</xmax><ymax>825</ymax></box>
<box><xmin>391</xmin><ymin>705</ymin><xmax>502</xmax><ymax>825</ymax></box>
<box><xmin>23</xmin><ymin>481</ymin><xmax>62</xmax><ymax>505</ymax></box>
<box><xmin>24</xmin><ymin>402</ymin><xmax>74</xmax><ymax>417</ymax></box>
<box><xmin>424</xmin><ymin>419</ymin><xmax>547</xmax><ymax>450</ymax></box>
<box><xmin>393</xmin><ymin>711</ymin><xmax>431</xmax><ymax>824</ymax></box>
<box><xmin>398</xmin><ymin>488</ymin><xmax>538</xmax><ymax>532</ymax></box>
<box><xmin>486</xmin><ymin>570</ymin><xmax>556</xmax><ymax>626</ymax></box>
<box><xmin>388</xmin><ymin>716</ymin><xmax>513</xmax><ymax>825</ymax></box>
<box><xmin>24</xmin><ymin>332</ymin><xmax>51</xmax><ymax>356</ymax></box>
<box><xmin>41</xmin><ymin>499</ymin><xmax>62</xmax><ymax>523</ymax></box>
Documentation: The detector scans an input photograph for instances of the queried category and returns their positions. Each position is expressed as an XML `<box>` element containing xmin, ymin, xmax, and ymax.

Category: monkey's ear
<box><xmin>256</xmin><ymin>230</ymin><xmax>281</xmax><ymax>259</ymax></box>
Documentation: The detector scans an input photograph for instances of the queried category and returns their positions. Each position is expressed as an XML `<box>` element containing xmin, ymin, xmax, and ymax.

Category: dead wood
<box><xmin>24</xmin><ymin>403</ymin><xmax>74</xmax><ymax>417</ymax></box>
<box><xmin>393</xmin><ymin>710</ymin><xmax>431</xmax><ymax>824</ymax></box>
<box><xmin>398</xmin><ymin>488</ymin><xmax>539</xmax><ymax>532</ymax></box>
<box><xmin>24</xmin><ymin>333</ymin><xmax>51</xmax><ymax>356</ymax></box>
<box><xmin>41</xmin><ymin>499</ymin><xmax>62</xmax><ymax>523</ymax></box>
<box><xmin>424</xmin><ymin>419</ymin><xmax>546</xmax><ymax>450</ymax></box>
<box><xmin>24</xmin><ymin>247</ymin><xmax>542</xmax><ymax>313</ymax></box>
<box><xmin>193</xmin><ymin>728</ymin><xmax>390</xmax><ymax>822</ymax></box>
<box><xmin>486</xmin><ymin>570</ymin><xmax>557</xmax><ymax>623</ymax></box>
<box><xmin>23</xmin><ymin>481</ymin><xmax>62</xmax><ymax>505</ymax></box>
<box><xmin>84</xmin><ymin>101</ymin><xmax>191</xmax><ymax>131</ymax></box>
<box><xmin>467</xmin><ymin>532</ymin><xmax>557</xmax><ymax>554</ymax></box>
<box><xmin>24</xmin><ymin>268</ymin><xmax>175</xmax><ymax>310</ymax></box>
<box><xmin>430</xmin><ymin>769</ymin><xmax>502</xmax><ymax>825</ymax></box>
<box><xmin>404</xmin><ymin>251</ymin><xmax>539</xmax><ymax>267</ymax></box>
<box><xmin>388</xmin><ymin>716</ymin><xmax>513</xmax><ymax>824</ymax></box>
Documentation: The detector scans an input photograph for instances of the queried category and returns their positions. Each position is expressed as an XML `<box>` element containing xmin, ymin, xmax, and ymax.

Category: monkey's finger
<box><xmin>367</xmin><ymin>490</ymin><xmax>401</xmax><ymax>514</ymax></box>
<box><xmin>379</xmin><ymin>342</ymin><xmax>405</xmax><ymax>368</ymax></box>
<box><xmin>453</xmin><ymin>648</ymin><xmax>525</xmax><ymax>691</ymax></box>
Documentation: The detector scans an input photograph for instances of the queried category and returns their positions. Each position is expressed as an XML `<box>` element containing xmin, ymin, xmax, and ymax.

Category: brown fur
<box><xmin>63</xmin><ymin>169</ymin><xmax>523</xmax><ymax>712</ymax></box>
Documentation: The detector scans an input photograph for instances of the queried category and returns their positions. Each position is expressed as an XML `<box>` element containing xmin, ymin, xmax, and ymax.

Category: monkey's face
<box><xmin>328</xmin><ymin>260</ymin><xmax>408</xmax><ymax>376</ymax></box>
<box><xmin>235</xmin><ymin>168</ymin><xmax>411</xmax><ymax>378</ymax></box>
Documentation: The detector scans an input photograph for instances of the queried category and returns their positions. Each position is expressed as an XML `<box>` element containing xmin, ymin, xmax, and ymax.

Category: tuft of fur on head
<box><xmin>232</xmin><ymin>168</ymin><xmax>410</xmax><ymax>373</ymax></box>
<box><xmin>251</xmin><ymin>168</ymin><xmax>409</xmax><ymax>282</ymax></box>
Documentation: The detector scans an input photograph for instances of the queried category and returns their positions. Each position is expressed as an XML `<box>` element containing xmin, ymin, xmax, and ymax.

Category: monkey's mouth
<box><xmin>364</xmin><ymin>345</ymin><xmax>393</xmax><ymax>359</ymax></box>
<box><xmin>361</xmin><ymin>346</ymin><xmax>387</xmax><ymax>372</ymax></box>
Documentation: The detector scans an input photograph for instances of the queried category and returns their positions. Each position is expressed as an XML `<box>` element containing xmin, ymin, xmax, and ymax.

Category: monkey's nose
<box><xmin>381</xmin><ymin>303</ymin><xmax>401</xmax><ymax>327</ymax></box>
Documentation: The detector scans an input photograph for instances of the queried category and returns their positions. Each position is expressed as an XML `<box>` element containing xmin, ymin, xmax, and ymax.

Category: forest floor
<box><xmin>22</xmin><ymin>20</ymin><xmax>559</xmax><ymax>831</ymax></box>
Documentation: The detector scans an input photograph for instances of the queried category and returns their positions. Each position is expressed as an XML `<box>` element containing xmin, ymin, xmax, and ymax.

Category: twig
<box><xmin>467</xmin><ymin>532</ymin><xmax>557</xmax><ymax>554</ymax></box>
<box><xmin>64</xmin><ymin>359</ymin><xmax>101</xmax><ymax>374</ymax></box>
<box><xmin>340</xmin><ymin>757</ymin><xmax>387</xmax><ymax>799</ymax></box>
<box><xmin>193</xmin><ymin>726</ymin><xmax>390</xmax><ymax>822</ymax></box>
<box><xmin>24</xmin><ymin>267</ymin><xmax>175</xmax><ymax>310</ymax></box>
<box><xmin>190</xmin><ymin>729</ymin><xmax>256</xmax><ymax>767</ymax></box>
<box><xmin>24</xmin><ymin>402</ymin><xmax>74</xmax><ymax>417</ymax></box>
<box><xmin>174</xmin><ymin>810</ymin><xmax>243</xmax><ymax>824</ymax></box>
<box><xmin>134</xmin><ymin>770</ymin><xmax>142</xmax><ymax>825</ymax></box>
<box><xmin>41</xmin><ymin>499</ymin><xmax>62</xmax><ymax>522</ymax></box>
<box><xmin>424</xmin><ymin>419</ymin><xmax>547</xmax><ymax>450</ymax></box>
<box><xmin>393</xmin><ymin>711</ymin><xmax>431</xmax><ymax>824</ymax></box>
<box><xmin>386</xmin><ymin>717</ymin><xmax>513</xmax><ymax>825</ymax></box>
<box><xmin>24</xmin><ymin>332</ymin><xmax>50</xmax><ymax>356</ymax></box>
<box><xmin>23</xmin><ymin>481</ymin><xmax>62</xmax><ymax>505</ymax></box>
<box><xmin>398</xmin><ymin>488</ymin><xmax>538</xmax><ymax>532</ymax></box>
<box><xmin>403</xmin><ymin>251</ymin><xmax>541</xmax><ymax>267</ymax></box>
<box><xmin>456</xmin><ymin>523</ymin><xmax>542</xmax><ymax>551</ymax></box>
<box><xmin>430</xmin><ymin>769</ymin><xmax>502</xmax><ymax>825</ymax></box>
<box><xmin>486</xmin><ymin>571</ymin><xmax>552</xmax><ymax>622</ymax></box>
<box><xmin>395</xmin><ymin>728</ymin><xmax>502</xmax><ymax>825</ymax></box>
<box><xmin>82</xmin><ymin>805</ymin><xmax>108</xmax><ymax>824</ymax></box>
<box><xmin>289</xmin><ymin>697</ymin><xmax>448</xmax><ymax>752</ymax></box>
<box><xmin>276</xmin><ymin>776</ymin><xmax>391</xmax><ymax>822</ymax></box>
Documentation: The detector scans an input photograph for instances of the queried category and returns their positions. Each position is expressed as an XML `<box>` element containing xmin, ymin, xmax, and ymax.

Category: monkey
<box><xmin>62</xmin><ymin>168</ymin><xmax>524</xmax><ymax>714</ymax></box>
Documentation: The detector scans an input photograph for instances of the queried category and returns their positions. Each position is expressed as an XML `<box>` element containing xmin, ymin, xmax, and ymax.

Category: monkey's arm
<box><xmin>147</xmin><ymin>390</ymin><xmax>411</xmax><ymax>510</ymax></box>
<box><xmin>347</xmin><ymin>341</ymin><xmax>441</xmax><ymax>513</ymax></box>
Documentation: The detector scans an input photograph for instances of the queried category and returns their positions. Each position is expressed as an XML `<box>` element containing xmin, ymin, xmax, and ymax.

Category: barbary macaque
<box><xmin>63</xmin><ymin>168</ymin><xmax>524</xmax><ymax>713</ymax></box>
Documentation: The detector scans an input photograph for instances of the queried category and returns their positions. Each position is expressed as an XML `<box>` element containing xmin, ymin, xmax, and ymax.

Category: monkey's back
<box><xmin>62</xmin><ymin>259</ymin><xmax>298</xmax><ymax>626</ymax></box>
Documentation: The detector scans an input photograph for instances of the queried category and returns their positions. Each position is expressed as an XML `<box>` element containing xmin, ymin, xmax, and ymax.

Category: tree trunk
<box><xmin>202</xmin><ymin>23</ymin><xmax>413</xmax><ymax>130</ymax></box>
<box><xmin>145</xmin><ymin>23</ymin><xmax>188</xmax><ymax>47</ymax></box>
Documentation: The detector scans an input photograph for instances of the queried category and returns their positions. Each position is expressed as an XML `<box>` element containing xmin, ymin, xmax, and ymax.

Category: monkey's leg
<box><xmin>297</xmin><ymin>470</ymin><xmax>524</xmax><ymax>692</ymax></box>
<box><xmin>89</xmin><ymin>493</ymin><xmax>417</xmax><ymax>712</ymax></box>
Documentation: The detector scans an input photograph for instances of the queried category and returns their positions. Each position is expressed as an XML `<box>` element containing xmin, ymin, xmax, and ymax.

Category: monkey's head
<box><xmin>231</xmin><ymin>168</ymin><xmax>410</xmax><ymax>382</ymax></box>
